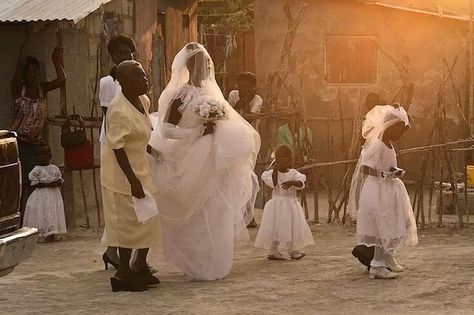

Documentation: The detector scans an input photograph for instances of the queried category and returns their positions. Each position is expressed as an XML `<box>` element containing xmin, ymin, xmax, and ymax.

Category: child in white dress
<box><xmin>23</xmin><ymin>144</ymin><xmax>67</xmax><ymax>242</ymax></box>
<box><xmin>255</xmin><ymin>145</ymin><xmax>314</xmax><ymax>260</ymax></box>
<box><xmin>348</xmin><ymin>105</ymin><xmax>418</xmax><ymax>279</ymax></box>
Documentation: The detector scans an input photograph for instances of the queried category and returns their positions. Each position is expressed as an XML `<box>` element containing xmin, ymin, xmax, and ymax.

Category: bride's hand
<box><xmin>202</xmin><ymin>122</ymin><xmax>216</xmax><ymax>136</ymax></box>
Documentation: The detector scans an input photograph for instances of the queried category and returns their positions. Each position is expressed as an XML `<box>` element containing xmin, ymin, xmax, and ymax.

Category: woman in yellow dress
<box><xmin>100</xmin><ymin>60</ymin><xmax>159</xmax><ymax>292</ymax></box>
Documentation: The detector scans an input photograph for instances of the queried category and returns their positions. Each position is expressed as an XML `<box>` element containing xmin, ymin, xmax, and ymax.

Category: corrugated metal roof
<box><xmin>0</xmin><ymin>0</ymin><xmax>113</xmax><ymax>24</ymax></box>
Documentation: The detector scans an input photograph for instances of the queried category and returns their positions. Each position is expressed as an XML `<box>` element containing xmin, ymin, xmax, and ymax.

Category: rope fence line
<box><xmin>297</xmin><ymin>138</ymin><xmax>474</xmax><ymax>171</ymax></box>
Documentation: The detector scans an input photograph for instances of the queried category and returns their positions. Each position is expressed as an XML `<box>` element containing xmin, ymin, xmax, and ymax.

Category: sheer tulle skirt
<box><xmin>151</xmin><ymin>120</ymin><xmax>257</xmax><ymax>280</ymax></box>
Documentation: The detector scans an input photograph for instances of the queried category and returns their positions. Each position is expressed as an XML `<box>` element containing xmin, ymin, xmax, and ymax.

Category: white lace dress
<box><xmin>255</xmin><ymin>169</ymin><xmax>314</xmax><ymax>251</ymax></box>
<box><xmin>23</xmin><ymin>165</ymin><xmax>67</xmax><ymax>238</ymax></box>
<box><xmin>356</xmin><ymin>139</ymin><xmax>418</xmax><ymax>252</ymax></box>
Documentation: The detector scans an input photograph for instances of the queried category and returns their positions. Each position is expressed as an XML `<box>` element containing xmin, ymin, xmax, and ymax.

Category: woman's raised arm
<box><xmin>42</xmin><ymin>46</ymin><xmax>66</xmax><ymax>93</ymax></box>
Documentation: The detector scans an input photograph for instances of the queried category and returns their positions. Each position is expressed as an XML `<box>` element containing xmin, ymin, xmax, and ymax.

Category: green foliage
<box><xmin>198</xmin><ymin>0</ymin><xmax>254</xmax><ymax>34</ymax></box>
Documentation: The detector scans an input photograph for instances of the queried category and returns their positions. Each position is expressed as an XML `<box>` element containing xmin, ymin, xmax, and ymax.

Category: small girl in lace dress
<box><xmin>23</xmin><ymin>144</ymin><xmax>67</xmax><ymax>242</ymax></box>
<box><xmin>348</xmin><ymin>105</ymin><xmax>418</xmax><ymax>279</ymax></box>
<box><xmin>255</xmin><ymin>145</ymin><xmax>314</xmax><ymax>260</ymax></box>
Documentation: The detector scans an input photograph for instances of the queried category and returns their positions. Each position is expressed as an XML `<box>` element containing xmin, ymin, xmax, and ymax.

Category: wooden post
<box><xmin>312</xmin><ymin>169</ymin><xmax>319</xmax><ymax>223</ymax></box>
<box><xmin>428</xmin><ymin>149</ymin><xmax>436</xmax><ymax>225</ymax></box>
<box><xmin>62</xmin><ymin>170</ymin><xmax>76</xmax><ymax>229</ymax></box>
<box><xmin>92</xmin><ymin>169</ymin><xmax>102</xmax><ymax>227</ymax></box>
<box><xmin>78</xmin><ymin>170</ymin><xmax>90</xmax><ymax>228</ymax></box>
<box><xmin>469</xmin><ymin>0</ymin><xmax>474</xmax><ymax>133</ymax></box>
<box><xmin>438</xmin><ymin>167</ymin><xmax>444</xmax><ymax>227</ymax></box>
<box><xmin>464</xmin><ymin>164</ymin><xmax>468</xmax><ymax>226</ymax></box>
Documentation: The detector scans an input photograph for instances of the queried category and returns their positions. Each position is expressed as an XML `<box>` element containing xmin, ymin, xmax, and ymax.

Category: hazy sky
<box><xmin>374</xmin><ymin>0</ymin><xmax>470</xmax><ymax>16</ymax></box>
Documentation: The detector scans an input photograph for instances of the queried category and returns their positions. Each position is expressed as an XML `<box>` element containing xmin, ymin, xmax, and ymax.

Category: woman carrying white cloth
<box><xmin>148</xmin><ymin>43</ymin><xmax>260</xmax><ymax>281</ymax></box>
<box><xmin>348</xmin><ymin>105</ymin><xmax>418</xmax><ymax>279</ymax></box>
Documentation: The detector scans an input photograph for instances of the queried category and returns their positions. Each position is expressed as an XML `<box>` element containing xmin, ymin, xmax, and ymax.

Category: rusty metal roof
<box><xmin>0</xmin><ymin>0</ymin><xmax>113</xmax><ymax>23</ymax></box>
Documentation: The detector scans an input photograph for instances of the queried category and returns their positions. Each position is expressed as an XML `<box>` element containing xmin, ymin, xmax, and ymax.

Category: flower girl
<box><xmin>255</xmin><ymin>145</ymin><xmax>314</xmax><ymax>260</ymax></box>
<box><xmin>23</xmin><ymin>144</ymin><xmax>67</xmax><ymax>241</ymax></box>
<box><xmin>348</xmin><ymin>105</ymin><xmax>418</xmax><ymax>279</ymax></box>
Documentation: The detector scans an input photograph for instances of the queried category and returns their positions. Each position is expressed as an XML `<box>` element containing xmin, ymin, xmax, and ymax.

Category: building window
<box><xmin>324</xmin><ymin>36</ymin><xmax>377</xmax><ymax>85</ymax></box>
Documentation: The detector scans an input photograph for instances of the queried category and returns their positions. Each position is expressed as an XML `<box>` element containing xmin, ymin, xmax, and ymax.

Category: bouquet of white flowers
<box><xmin>194</xmin><ymin>97</ymin><xmax>227</xmax><ymax>123</ymax></box>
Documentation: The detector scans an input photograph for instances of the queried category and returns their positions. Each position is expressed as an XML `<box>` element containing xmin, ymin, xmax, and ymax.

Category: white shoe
<box><xmin>289</xmin><ymin>251</ymin><xmax>306</xmax><ymax>260</ymax></box>
<box><xmin>385</xmin><ymin>256</ymin><xmax>404</xmax><ymax>272</ymax></box>
<box><xmin>369</xmin><ymin>267</ymin><xmax>399</xmax><ymax>279</ymax></box>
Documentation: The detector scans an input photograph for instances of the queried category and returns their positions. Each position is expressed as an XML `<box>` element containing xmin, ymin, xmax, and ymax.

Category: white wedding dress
<box><xmin>149</xmin><ymin>43</ymin><xmax>260</xmax><ymax>280</ymax></box>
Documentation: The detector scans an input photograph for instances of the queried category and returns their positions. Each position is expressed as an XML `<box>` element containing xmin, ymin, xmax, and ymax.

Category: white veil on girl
<box><xmin>347</xmin><ymin>105</ymin><xmax>410</xmax><ymax>220</ymax></box>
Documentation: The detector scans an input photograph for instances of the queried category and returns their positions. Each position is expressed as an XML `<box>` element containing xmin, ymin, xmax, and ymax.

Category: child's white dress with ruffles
<box><xmin>356</xmin><ymin>139</ymin><xmax>418</xmax><ymax>252</ymax></box>
<box><xmin>23</xmin><ymin>165</ymin><xmax>67</xmax><ymax>238</ymax></box>
<box><xmin>255</xmin><ymin>169</ymin><xmax>314</xmax><ymax>251</ymax></box>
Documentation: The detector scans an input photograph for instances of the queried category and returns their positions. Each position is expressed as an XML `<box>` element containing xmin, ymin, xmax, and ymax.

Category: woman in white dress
<box><xmin>149</xmin><ymin>42</ymin><xmax>260</xmax><ymax>281</ymax></box>
<box><xmin>348</xmin><ymin>105</ymin><xmax>418</xmax><ymax>279</ymax></box>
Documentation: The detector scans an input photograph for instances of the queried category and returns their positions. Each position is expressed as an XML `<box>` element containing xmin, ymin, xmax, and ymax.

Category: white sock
<box><xmin>269</xmin><ymin>241</ymin><xmax>280</xmax><ymax>255</ymax></box>
<box><xmin>370</xmin><ymin>246</ymin><xmax>386</xmax><ymax>268</ymax></box>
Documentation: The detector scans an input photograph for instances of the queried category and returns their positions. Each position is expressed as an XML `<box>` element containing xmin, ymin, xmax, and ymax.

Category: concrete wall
<box><xmin>254</xmin><ymin>0</ymin><xmax>469</xmax><ymax>178</ymax></box>
<box><xmin>0</xmin><ymin>0</ymin><xmax>168</xmax><ymax>227</ymax></box>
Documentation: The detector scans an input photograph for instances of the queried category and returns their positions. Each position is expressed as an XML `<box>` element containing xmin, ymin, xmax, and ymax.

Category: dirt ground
<box><xmin>2</xmin><ymin>205</ymin><xmax>474</xmax><ymax>314</ymax></box>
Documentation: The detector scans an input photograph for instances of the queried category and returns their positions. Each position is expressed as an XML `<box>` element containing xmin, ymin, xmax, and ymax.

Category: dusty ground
<box><xmin>1</xmin><ymin>203</ymin><xmax>474</xmax><ymax>314</ymax></box>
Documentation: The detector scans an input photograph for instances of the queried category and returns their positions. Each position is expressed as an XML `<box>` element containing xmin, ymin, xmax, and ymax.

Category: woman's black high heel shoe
<box><xmin>103</xmin><ymin>253</ymin><xmax>120</xmax><ymax>270</ymax></box>
<box><xmin>110</xmin><ymin>277</ymin><xmax>148</xmax><ymax>292</ymax></box>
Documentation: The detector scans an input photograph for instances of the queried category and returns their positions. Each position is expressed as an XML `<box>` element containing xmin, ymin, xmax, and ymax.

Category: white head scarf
<box><xmin>362</xmin><ymin>105</ymin><xmax>410</xmax><ymax>144</ymax></box>
<box><xmin>347</xmin><ymin>105</ymin><xmax>410</xmax><ymax>219</ymax></box>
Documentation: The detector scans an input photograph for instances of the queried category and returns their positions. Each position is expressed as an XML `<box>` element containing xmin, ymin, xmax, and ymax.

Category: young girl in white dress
<box><xmin>348</xmin><ymin>105</ymin><xmax>418</xmax><ymax>279</ymax></box>
<box><xmin>23</xmin><ymin>144</ymin><xmax>67</xmax><ymax>241</ymax></box>
<box><xmin>255</xmin><ymin>145</ymin><xmax>314</xmax><ymax>260</ymax></box>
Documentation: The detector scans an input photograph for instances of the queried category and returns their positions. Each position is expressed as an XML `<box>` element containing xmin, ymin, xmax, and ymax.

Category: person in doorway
<box><xmin>99</xmin><ymin>34</ymin><xmax>136</xmax><ymax>272</ymax></box>
<box><xmin>348</xmin><ymin>105</ymin><xmax>418</xmax><ymax>279</ymax></box>
<box><xmin>10</xmin><ymin>34</ymin><xmax>66</xmax><ymax>220</ymax></box>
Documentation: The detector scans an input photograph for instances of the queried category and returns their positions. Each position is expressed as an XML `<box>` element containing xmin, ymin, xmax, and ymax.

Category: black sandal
<box><xmin>136</xmin><ymin>265</ymin><xmax>160</xmax><ymax>286</ymax></box>
<box><xmin>110</xmin><ymin>276</ymin><xmax>148</xmax><ymax>292</ymax></box>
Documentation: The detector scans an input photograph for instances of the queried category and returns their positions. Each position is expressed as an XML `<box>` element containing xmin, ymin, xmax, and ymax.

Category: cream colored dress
<box><xmin>100</xmin><ymin>92</ymin><xmax>159</xmax><ymax>249</ymax></box>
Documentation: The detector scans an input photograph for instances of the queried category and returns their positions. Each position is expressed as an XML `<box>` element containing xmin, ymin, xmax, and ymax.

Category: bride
<box><xmin>148</xmin><ymin>42</ymin><xmax>260</xmax><ymax>280</ymax></box>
